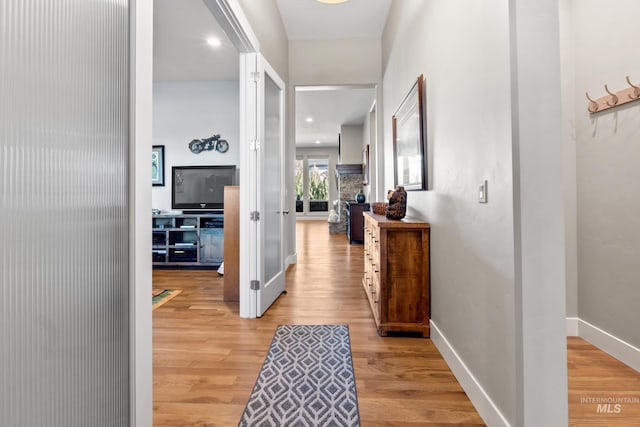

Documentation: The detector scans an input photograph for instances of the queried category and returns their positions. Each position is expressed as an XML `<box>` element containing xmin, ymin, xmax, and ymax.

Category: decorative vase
<box><xmin>355</xmin><ymin>190</ymin><xmax>366</xmax><ymax>204</ymax></box>
<box><xmin>386</xmin><ymin>186</ymin><xmax>407</xmax><ymax>220</ymax></box>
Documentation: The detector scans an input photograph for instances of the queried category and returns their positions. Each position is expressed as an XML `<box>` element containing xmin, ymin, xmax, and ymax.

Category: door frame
<box><xmin>131</xmin><ymin>0</ymin><xmax>154</xmax><ymax>425</ymax></box>
<box><xmin>131</xmin><ymin>0</ymin><xmax>264</xmax><ymax>424</ymax></box>
<box><xmin>238</xmin><ymin>52</ymin><xmax>288</xmax><ymax>318</ymax></box>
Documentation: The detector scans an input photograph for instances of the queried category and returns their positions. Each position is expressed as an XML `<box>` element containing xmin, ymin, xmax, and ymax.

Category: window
<box><xmin>295</xmin><ymin>159</ymin><xmax>304</xmax><ymax>212</ymax></box>
<box><xmin>307</xmin><ymin>158</ymin><xmax>328</xmax><ymax>212</ymax></box>
<box><xmin>295</xmin><ymin>155</ymin><xmax>331</xmax><ymax>215</ymax></box>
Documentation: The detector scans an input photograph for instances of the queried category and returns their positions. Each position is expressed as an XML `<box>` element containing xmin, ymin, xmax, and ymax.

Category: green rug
<box><xmin>152</xmin><ymin>289</ymin><xmax>182</xmax><ymax>311</ymax></box>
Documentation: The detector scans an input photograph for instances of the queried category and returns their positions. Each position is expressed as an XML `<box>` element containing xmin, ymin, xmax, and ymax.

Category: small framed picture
<box><xmin>152</xmin><ymin>145</ymin><xmax>165</xmax><ymax>186</ymax></box>
<box><xmin>362</xmin><ymin>144</ymin><xmax>370</xmax><ymax>185</ymax></box>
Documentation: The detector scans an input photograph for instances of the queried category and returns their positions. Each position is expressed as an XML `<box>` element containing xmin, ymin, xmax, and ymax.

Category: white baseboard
<box><xmin>576</xmin><ymin>318</ymin><xmax>640</xmax><ymax>372</ymax></box>
<box><xmin>430</xmin><ymin>321</ymin><xmax>511</xmax><ymax>427</ymax></box>
<box><xmin>566</xmin><ymin>317</ymin><xmax>579</xmax><ymax>336</ymax></box>
<box><xmin>285</xmin><ymin>253</ymin><xmax>297</xmax><ymax>269</ymax></box>
<box><xmin>295</xmin><ymin>215</ymin><xmax>328</xmax><ymax>221</ymax></box>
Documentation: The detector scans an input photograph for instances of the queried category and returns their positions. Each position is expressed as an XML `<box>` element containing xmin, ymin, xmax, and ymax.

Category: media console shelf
<box><xmin>152</xmin><ymin>213</ymin><xmax>224</xmax><ymax>268</ymax></box>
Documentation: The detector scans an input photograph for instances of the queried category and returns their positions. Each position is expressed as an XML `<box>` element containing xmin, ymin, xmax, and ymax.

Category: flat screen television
<box><xmin>172</xmin><ymin>165</ymin><xmax>237</xmax><ymax>210</ymax></box>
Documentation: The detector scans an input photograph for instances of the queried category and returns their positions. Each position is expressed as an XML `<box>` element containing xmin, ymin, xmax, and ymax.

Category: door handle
<box><xmin>276</xmin><ymin>210</ymin><xmax>290</xmax><ymax>215</ymax></box>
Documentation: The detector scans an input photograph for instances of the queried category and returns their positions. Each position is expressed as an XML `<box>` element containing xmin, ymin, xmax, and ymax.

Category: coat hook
<box><xmin>585</xmin><ymin>92</ymin><xmax>599</xmax><ymax>113</ymax></box>
<box><xmin>625</xmin><ymin>76</ymin><xmax>640</xmax><ymax>100</ymax></box>
<box><xmin>604</xmin><ymin>84</ymin><xmax>619</xmax><ymax>106</ymax></box>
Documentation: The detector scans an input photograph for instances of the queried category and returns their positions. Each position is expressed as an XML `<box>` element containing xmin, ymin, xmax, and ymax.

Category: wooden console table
<box><xmin>362</xmin><ymin>212</ymin><xmax>430</xmax><ymax>337</ymax></box>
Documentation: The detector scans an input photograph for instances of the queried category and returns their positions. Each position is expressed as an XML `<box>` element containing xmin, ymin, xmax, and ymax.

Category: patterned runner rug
<box><xmin>239</xmin><ymin>324</ymin><xmax>360</xmax><ymax>427</ymax></box>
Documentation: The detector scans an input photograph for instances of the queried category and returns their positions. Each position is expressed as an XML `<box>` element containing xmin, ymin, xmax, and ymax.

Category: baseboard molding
<box><xmin>566</xmin><ymin>317</ymin><xmax>579</xmax><ymax>336</ymax></box>
<box><xmin>577</xmin><ymin>318</ymin><xmax>640</xmax><ymax>372</ymax></box>
<box><xmin>285</xmin><ymin>253</ymin><xmax>297</xmax><ymax>269</ymax></box>
<box><xmin>430</xmin><ymin>321</ymin><xmax>511</xmax><ymax>427</ymax></box>
<box><xmin>295</xmin><ymin>215</ymin><xmax>328</xmax><ymax>221</ymax></box>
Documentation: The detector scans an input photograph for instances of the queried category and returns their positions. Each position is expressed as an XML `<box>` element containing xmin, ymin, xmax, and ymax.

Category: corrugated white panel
<box><xmin>0</xmin><ymin>1</ymin><xmax>130</xmax><ymax>426</ymax></box>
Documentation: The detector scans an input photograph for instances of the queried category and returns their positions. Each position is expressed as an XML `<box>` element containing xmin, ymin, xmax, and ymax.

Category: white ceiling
<box><xmin>275</xmin><ymin>0</ymin><xmax>392</xmax><ymax>40</ymax></box>
<box><xmin>153</xmin><ymin>0</ymin><xmax>239</xmax><ymax>81</ymax></box>
<box><xmin>278</xmin><ymin>0</ymin><xmax>389</xmax><ymax>148</ymax></box>
<box><xmin>296</xmin><ymin>87</ymin><xmax>376</xmax><ymax>148</ymax></box>
<box><xmin>154</xmin><ymin>0</ymin><xmax>390</xmax><ymax>147</ymax></box>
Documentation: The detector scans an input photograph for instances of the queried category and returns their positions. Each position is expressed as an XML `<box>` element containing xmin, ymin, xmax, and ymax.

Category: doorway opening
<box><xmin>293</xmin><ymin>84</ymin><xmax>378</xmax><ymax>239</ymax></box>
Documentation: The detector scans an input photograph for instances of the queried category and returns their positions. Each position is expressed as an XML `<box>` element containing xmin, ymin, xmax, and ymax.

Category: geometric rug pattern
<box><xmin>152</xmin><ymin>289</ymin><xmax>182</xmax><ymax>311</ymax></box>
<box><xmin>238</xmin><ymin>324</ymin><xmax>360</xmax><ymax>427</ymax></box>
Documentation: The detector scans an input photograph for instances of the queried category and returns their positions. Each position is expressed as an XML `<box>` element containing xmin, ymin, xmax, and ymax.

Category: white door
<box><xmin>257</xmin><ymin>57</ymin><xmax>286</xmax><ymax>316</ymax></box>
<box><xmin>242</xmin><ymin>53</ymin><xmax>287</xmax><ymax>317</ymax></box>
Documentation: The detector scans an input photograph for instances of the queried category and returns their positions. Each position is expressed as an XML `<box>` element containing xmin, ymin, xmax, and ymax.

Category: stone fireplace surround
<box><xmin>329</xmin><ymin>164</ymin><xmax>364</xmax><ymax>234</ymax></box>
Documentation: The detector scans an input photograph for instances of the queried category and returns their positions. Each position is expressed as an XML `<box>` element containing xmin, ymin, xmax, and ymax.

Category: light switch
<box><xmin>479</xmin><ymin>180</ymin><xmax>488</xmax><ymax>203</ymax></box>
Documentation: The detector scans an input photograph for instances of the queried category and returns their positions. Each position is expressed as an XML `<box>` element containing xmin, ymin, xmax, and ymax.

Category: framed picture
<box><xmin>152</xmin><ymin>145</ymin><xmax>165</xmax><ymax>186</ymax></box>
<box><xmin>362</xmin><ymin>144</ymin><xmax>370</xmax><ymax>186</ymax></box>
<box><xmin>392</xmin><ymin>74</ymin><xmax>426</xmax><ymax>191</ymax></box>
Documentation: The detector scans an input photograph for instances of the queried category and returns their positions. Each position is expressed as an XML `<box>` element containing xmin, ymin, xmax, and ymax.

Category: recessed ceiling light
<box><xmin>206</xmin><ymin>37</ymin><xmax>221</xmax><ymax>47</ymax></box>
<box><xmin>315</xmin><ymin>140</ymin><xmax>321</xmax><ymax>144</ymax></box>
<box><xmin>316</xmin><ymin>0</ymin><xmax>349</xmax><ymax>3</ymax></box>
<box><xmin>305</xmin><ymin>117</ymin><xmax>314</xmax><ymax>123</ymax></box>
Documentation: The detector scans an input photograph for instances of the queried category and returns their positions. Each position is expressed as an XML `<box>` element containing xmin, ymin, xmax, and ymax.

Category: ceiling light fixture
<box><xmin>206</xmin><ymin>37</ymin><xmax>221</xmax><ymax>47</ymax></box>
<box><xmin>316</xmin><ymin>0</ymin><xmax>349</xmax><ymax>3</ymax></box>
<box><xmin>305</xmin><ymin>117</ymin><xmax>314</xmax><ymax>123</ymax></box>
<box><xmin>315</xmin><ymin>140</ymin><xmax>321</xmax><ymax>144</ymax></box>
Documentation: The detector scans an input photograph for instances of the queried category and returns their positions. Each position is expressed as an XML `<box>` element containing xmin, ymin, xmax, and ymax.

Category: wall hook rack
<box><xmin>586</xmin><ymin>76</ymin><xmax>640</xmax><ymax>114</ymax></box>
<box><xmin>625</xmin><ymin>76</ymin><xmax>640</xmax><ymax>100</ymax></box>
<box><xmin>604</xmin><ymin>84</ymin><xmax>618</xmax><ymax>106</ymax></box>
<box><xmin>586</xmin><ymin>92</ymin><xmax>599</xmax><ymax>113</ymax></box>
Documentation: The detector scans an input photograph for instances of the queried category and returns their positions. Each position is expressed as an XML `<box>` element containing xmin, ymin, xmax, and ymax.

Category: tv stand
<box><xmin>182</xmin><ymin>209</ymin><xmax>223</xmax><ymax>215</ymax></box>
<box><xmin>152</xmin><ymin>213</ymin><xmax>224</xmax><ymax>268</ymax></box>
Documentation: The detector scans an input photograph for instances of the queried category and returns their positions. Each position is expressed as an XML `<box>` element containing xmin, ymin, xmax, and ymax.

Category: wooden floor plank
<box><xmin>153</xmin><ymin>220</ymin><xmax>639</xmax><ymax>426</ymax></box>
<box><xmin>567</xmin><ymin>337</ymin><xmax>640</xmax><ymax>426</ymax></box>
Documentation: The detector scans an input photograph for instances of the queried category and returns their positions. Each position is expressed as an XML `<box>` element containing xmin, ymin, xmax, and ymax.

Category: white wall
<box><xmin>559</xmin><ymin>0</ymin><xmax>579</xmax><ymax>321</ymax></box>
<box><xmin>383</xmin><ymin>0</ymin><xmax>516</xmax><ymax>420</ymax></box>
<box><xmin>289</xmin><ymin>39</ymin><xmax>381</xmax><ymax>85</ymax></box>
<box><xmin>363</xmin><ymin>107</ymin><xmax>376</xmax><ymax>202</ymax></box>
<box><xmin>383</xmin><ymin>1</ymin><xmax>567</xmax><ymax>426</ymax></box>
<box><xmin>383</xmin><ymin>1</ymin><xmax>517</xmax><ymax>422</ymax></box>
<box><xmin>571</xmin><ymin>0</ymin><xmax>640</xmax><ymax>349</ymax></box>
<box><xmin>236</xmin><ymin>0</ymin><xmax>289</xmax><ymax>81</ymax></box>
<box><xmin>339</xmin><ymin>124</ymin><xmax>364</xmax><ymax>164</ymax></box>
<box><xmin>510</xmin><ymin>0</ymin><xmax>567</xmax><ymax>424</ymax></box>
<box><xmin>152</xmin><ymin>80</ymin><xmax>239</xmax><ymax>212</ymax></box>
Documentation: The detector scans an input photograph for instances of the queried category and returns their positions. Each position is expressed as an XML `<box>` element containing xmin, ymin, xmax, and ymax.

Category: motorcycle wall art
<box><xmin>188</xmin><ymin>134</ymin><xmax>229</xmax><ymax>154</ymax></box>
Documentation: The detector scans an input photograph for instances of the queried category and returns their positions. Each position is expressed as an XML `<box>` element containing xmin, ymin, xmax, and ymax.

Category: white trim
<box><xmin>239</xmin><ymin>53</ymin><xmax>257</xmax><ymax>318</ymax></box>
<box><xmin>286</xmin><ymin>253</ymin><xmax>297</xmax><ymax>268</ymax></box>
<box><xmin>566</xmin><ymin>317</ymin><xmax>579</xmax><ymax>336</ymax></box>
<box><xmin>255</xmin><ymin>54</ymin><xmax>287</xmax><ymax>317</ymax></box>
<box><xmin>202</xmin><ymin>0</ymin><xmax>259</xmax><ymax>52</ymax></box>
<box><xmin>296</xmin><ymin>215</ymin><xmax>329</xmax><ymax>221</ymax></box>
<box><xmin>577</xmin><ymin>318</ymin><xmax>640</xmax><ymax>372</ymax></box>
<box><xmin>296</xmin><ymin>84</ymin><xmax>376</xmax><ymax>92</ymax></box>
<box><xmin>129</xmin><ymin>0</ymin><xmax>154</xmax><ymax>425</ymax></box>
<box><xmin>430</xmin><ymin>321</ymin><xmax>511</xmax><ymax>427</ymax></box>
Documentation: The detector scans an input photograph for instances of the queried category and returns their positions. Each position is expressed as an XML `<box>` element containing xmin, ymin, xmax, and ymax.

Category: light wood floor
<box><xmin>153</xmin><ymin>220</ymin><xmax>639</xmax><ymax>426</ymax></box>
<box><xmin>567</xmin><ymin>337</ymin><xmax>640</xmax><ymax>426</ymax></box>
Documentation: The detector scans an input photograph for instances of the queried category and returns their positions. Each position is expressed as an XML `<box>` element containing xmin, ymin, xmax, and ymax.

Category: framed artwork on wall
<box><xmin>392</xmin><ymin>74</ymin><xmax>427</xmax><ymax>191</ymax></box>
<box><xmin>362</xmin><ymin>144</ymin><xmax>370</xmax><ymax>186</ymax></box>
<box><xmin>152</xmin><ymin>145</ymin><xmax>165</xmax><ymax>186</ymax></box>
